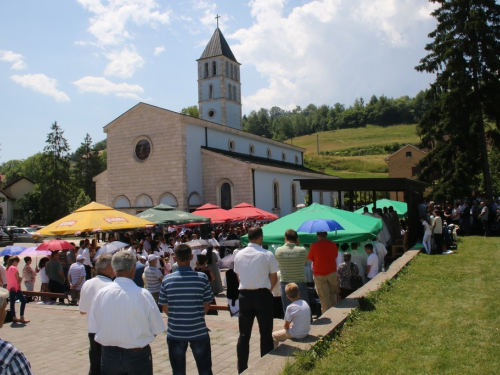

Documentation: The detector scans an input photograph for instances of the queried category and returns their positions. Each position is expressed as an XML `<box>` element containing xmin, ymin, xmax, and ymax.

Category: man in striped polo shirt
<box><xmin>159</xmin><ymin>244</ymin><xmax>214</xmax><ymax>375</ymax></box>
<box><xmin>275</xmin><ymin>229</ymin><xmax>310</xmax><ymax>314</ymax></box>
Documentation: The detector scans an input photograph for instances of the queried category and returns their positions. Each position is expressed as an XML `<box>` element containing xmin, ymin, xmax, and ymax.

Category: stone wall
<box><xmin>201</xmin><ymin>149</ymin><xmax>253</xmax><ymax>206</ymax></box>
<box><xmin>102</xmin><ymin>104</ymin><xmax>188</xmax><ymax>211</ymax></box>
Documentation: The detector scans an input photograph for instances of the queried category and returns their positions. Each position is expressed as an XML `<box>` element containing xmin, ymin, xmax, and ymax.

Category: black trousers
<box><xmin>85</xmin><ymin>265</ymin><xmax>92</xmax><ymax>280</ymax></box>
<box><xmin>89</xmin><ymin>333</ymin><xmax>102</xmax><ymax>375</ymax></box>
<box><xmin>237</xmin><ymin>289</ymin><xmax>274</xmax><ymax>374</ymax></box>
<box><xmin>48</xmin><ymin>279</ymin><xmax>65</xmax><ymax>302</ymax></box>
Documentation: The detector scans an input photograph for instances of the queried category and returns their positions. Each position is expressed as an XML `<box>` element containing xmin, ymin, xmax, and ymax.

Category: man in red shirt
<box><xmin>307</xmin><ymin>232</ymin><xmax>338</xmax><ymax>315</ymax></box>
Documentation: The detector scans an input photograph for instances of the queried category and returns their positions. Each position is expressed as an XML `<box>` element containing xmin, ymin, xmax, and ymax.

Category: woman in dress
<box><xmin>6</xmin><ymin>256</ymin><xmax>30</xmax><ymax>323</ymax></box>
<box><xmin>22</xmin><ymin>256</ymin><xmax>36</xmax><ymax>291</ymax></box>
<box><xmin>38</xmin><ymin>257</ymin><xmax>50</xmax><ymax>294</ymax></box>
<box><xmin>204</xmin><ymin>246</ymin><xmax>223</xmax><ymax>295</ymax></box>
<box><xmin>420</xmin><ymin>216</ymin><xmax>432</xmax><ymax>254</ymax></box>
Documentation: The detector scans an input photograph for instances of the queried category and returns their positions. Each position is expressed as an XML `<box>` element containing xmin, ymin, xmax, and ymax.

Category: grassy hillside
<box><xmin>287</xmin><ymin>124</ymin><xmax>420</xmax><ymax>178</ymax></box>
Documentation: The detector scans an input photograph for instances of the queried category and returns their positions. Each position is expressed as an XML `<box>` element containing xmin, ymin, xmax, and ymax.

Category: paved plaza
<box><xmin>0</xmin><ymin>242</ymin><xmax>284</xmax><ymax>374</ymax></box>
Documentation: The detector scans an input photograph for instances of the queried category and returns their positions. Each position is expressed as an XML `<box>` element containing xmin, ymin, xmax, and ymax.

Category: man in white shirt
<box><xmin>234</xmin><ymin>227</ymin><xmax>279</xmax><ymax>374</ymax></box>
<box><xmin>79</xmin><ymin>254</ymin><xmax>114</xmax><ymax>375</ymax></box>
<box><xmin>208</xmin><ymin>231</ymin><xmax>220</xmax><ymax>247</ymax></box>
<box><xmin>364</xmin><ymin>243</ymin><xmax>379</xmax><ymax>280</ymax></box>
<box><xmin>432</xmin><ymin>209</ymin><xmax>444</xmax><ymax>254</ymax></box>
<box><xmin>88</xmin><ymin>251</ymin><xmax>165</xmax><ymax>375</ymax></box>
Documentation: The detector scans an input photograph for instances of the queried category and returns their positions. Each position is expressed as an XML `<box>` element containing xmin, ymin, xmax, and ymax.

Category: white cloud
<box><xmin>104</xmin><ymin>46</ymin><xmax>144</xmax><ymax>78</ymax></box>
<box><xmin>10</xmin><ymin>74</ymin><xmax>69</xmax><ymax>102</ymax></box>
<box><xmin>154</xmin><ymin>46</ymin><xmax>165</xmax><ymax>55</ymax></box>
<box><xmin>229</xmin><ymin>0</ymin><xmax>436</xmax><ymax>112</ymax></box>
<box><xmin>0</xmin><ymin>50</ymin><xmax>27</xmax><ymax>70</ymax></box>
<box><xmin>76</xmin><ymin>0</ymin><xmax>171</xmax><ymax>46</ymax></box>
<box><xmin>72</xmin><ymin>76</ymin><xmax>145</xmax><ymax>100</ymax></box>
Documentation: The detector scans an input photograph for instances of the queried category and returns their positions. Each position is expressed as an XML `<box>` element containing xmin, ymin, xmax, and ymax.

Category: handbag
<box><xmin>349</xmin><ymin>263</ymin><xmax>364</xmax><ymax>291</ymax></box>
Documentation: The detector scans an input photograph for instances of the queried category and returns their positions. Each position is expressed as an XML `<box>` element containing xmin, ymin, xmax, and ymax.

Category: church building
<box><xmin>94</xmin><ymin>27</ymin><xmax>334</xmax><ymax>217</ymax></box>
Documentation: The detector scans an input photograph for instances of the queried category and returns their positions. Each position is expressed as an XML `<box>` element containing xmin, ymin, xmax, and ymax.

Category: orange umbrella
<box><xmin>37</xmin><ymin>202</ymin><xmax>155</xmax><ymax>236</ymax></box>
<box><xmin>191</xmin><ymin>203</ymin><xmax>244</xmax><ymax>224</ymax></box>
<box><xmin>228</xmin><ymin>202</ymin><xmax>278</xmax><ymax>221</ymax></box>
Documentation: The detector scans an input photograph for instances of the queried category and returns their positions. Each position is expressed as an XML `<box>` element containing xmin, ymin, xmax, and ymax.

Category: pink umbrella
<box><xmin>36</xmin><ymin>240</ymin><xmax>75</xmax><ymax>252</ymax></box>
<box><xmin>191</xmin><ymin>203</ymin><xmax>244</xmax><ymax>224</ymax></box>
<box><xmin>20</xmin><ymin>247</ymin><xmax>52</xmax><ymax>257</ymax></box>
<box><xmin>228</xmin><ymin>202</ymin><xmax>278</xmax><ymax>221</ymax></box>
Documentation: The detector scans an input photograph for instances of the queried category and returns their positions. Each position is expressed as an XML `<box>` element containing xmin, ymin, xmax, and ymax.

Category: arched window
<box><xmin>233</xmin><ymin>86</ymin><xmax>236</xmax><ymax>102</ymax></box>
<box><xmin>226</xmin><ymin>61</ymin><xmax>229</xmax><ymax>76</ymax></box>
<box><xmin>228</xmin><ymin>84</ymin><xmax>232</xmax><ymax>100</ymax></box>
<box><xmin>135</xmin><ymin>194</ymin><xmax>153</xmax><ymax>208</ymax></box>
<box><xmin>158</xmin><ymin>193</ymin><xmax>178</xmax><ymax>207</ymax></box>
<box><xmin>220</xmin><ymin>182</ymin><xmax>232</xmax><ymax>209</ymax></box>
<box><xmin>204</xmin><ymin>63</ymin><xmax>209</xmax><ymax>78</ymax></box>
<box><xmin>212</xmin><ymin>61</ymin><xmax>217</xmax><ymax>76</ymax></box>
<box><xmin>209</xmin><ymin>84</ymin><xmax>213</xmax><ymax>99</ymax></box>
<box><xmin>291</xmin><ymin>183</ymin><xmax>297</xmax><ymax>209</ymax></box>
<box><xmin>273</xmin><ymin>181</ymin><xmax>280</xmax><ymax>209</ymax></box>
<box><xmin>113</xmin><ymin>196</ymin><xmax>131</xmax><ymax>209</ymax></box>
<box><xmin>188</xmin><ymin>192</ymin><xmax>202</xmax><ymax>212</ymax></box>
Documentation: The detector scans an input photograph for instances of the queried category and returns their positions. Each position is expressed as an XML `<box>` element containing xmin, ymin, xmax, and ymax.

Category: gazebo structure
<box><xmin>295</xmin><ymin>178</ymin><xmax>428</xmax><ymax>246</ymax></box>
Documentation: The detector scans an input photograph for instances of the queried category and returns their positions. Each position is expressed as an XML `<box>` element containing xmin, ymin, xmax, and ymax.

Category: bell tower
<box><xmin>197</xmin><ymin>25</ymin><xmax>242</xmax><ymax>129</ymax></box>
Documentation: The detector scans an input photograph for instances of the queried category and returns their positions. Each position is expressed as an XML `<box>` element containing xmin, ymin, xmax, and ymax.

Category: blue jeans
<box><xmin>167</xmin><ymin>335</ymin><xmax>212</xmax><ymax>375</ymax></box>
<box><xmin>280</xmin><ymin>281</ymin><xmax>310</xmax><ymax>314</ymax></box>
<box><xmin>101</xmin><ymin>345</ymin><xmax>152</xmax><ymax>375</ymax></box>
<box><xmin>9</xmin><ymin>290</ymin><xmax>26</xmax><ymax>317</ymax></box>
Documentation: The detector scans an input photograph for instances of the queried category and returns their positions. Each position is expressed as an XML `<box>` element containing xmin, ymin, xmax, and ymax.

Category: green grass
<box><xmin>288</xmin><ymin>124</ymin><xmax>419</xmax><ymax>154</ymax></box>
<box><xmin>305</xmin><ymin>154</ymin><xmax>389</xmax><ymax>178</ymax></box>
<box><xmin>291</xmin><ymin>124</ymin><xmax>419</xmax><ymax>178</ymax></box>
<box><xmin>283</xmin><ymin>236</ymin><xmax>500</xmax><ymax>375</ymax></box>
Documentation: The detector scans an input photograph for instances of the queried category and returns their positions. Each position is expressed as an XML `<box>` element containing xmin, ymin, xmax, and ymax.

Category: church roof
<box><xmin>201</xmin><ymin>146</ymin><xmax>329</xmax><ymax>176</ymax></box>
<box><xmin>199</xmin><ymin>28</ymin><xmax>238</xmax><ymax>63</ymax></box>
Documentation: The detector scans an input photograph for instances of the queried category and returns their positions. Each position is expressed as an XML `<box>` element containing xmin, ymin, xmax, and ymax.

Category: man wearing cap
<box><xmin>307</xmin><ymin>231</ymin><xmax>339</xmax><ymax>315</ymax></box>
<box><xmin>144</xmin><ymin>254</ymin><xmax>164</xmax><ymax>303</ymax></box>
<box><xmin>89</xmin><ymin>252</ymin><xmax>165</xmax><ymax>375</ymax></box>
<box><xmin>79</xmin><ymin>254</ymin><xmax>115</xmax><ymax>375</ymax></box>
<box><xmin>68</xmin><ymin>255</ymin><xmax>86</xmax><ymax>305</ymax></box>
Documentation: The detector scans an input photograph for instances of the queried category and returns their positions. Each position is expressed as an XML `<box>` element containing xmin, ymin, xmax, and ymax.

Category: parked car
<box><xmin>11</xmin><ymin>227</ymin><xmax>44</xmax><ymax>243</ymax></box>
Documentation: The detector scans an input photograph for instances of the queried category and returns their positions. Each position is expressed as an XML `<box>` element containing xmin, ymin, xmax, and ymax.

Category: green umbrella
<box><xmin>240</xmin><ymin>203</ymin><xmax>382</xmax><ymax>246</ymax></box>
<box><xmin>353</xmin><ymin>198</ymin><xmax>408</xmax><ymax>218</ymax></box>
<box><xmin>136</xmin><ymin>204</ymin><xmax>211</xmax><ymax>225</ymax></box>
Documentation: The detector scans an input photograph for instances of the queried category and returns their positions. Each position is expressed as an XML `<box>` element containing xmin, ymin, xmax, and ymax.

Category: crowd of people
<box><xmin>2</xmin><ymin>196</ymin><xmax>497</xmax><ymax>374</ymax></box>
<box><xmin>0</xmin><ymin>221</ymin><xmax>386</xmax><ymax>375</ymax></box>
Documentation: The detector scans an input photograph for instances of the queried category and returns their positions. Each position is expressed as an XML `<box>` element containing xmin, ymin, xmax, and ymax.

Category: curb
<box><xmin>243</xmin><ymin>249</ymin><xmax>421</xmax><ymax>374</ymax></box>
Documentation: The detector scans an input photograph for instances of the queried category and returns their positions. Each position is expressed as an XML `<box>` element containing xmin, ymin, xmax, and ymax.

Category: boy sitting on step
<box><xmin>272</xmin><ymin>283</ymin><xmax>311</xmax><ymax>348</ymax></box>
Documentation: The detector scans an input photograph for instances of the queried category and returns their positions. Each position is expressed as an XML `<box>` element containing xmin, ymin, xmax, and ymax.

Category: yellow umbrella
<box><xmin>37</xmin><ymin>202</ymin><xmax>155</xmax><ymax>235</ymax></box>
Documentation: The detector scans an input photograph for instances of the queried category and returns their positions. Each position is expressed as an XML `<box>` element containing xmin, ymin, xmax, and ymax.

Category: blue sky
<box><xmin>0</xmin><ymin>0</ymin><xmax>437</xmax><ymax>161</ymax></box>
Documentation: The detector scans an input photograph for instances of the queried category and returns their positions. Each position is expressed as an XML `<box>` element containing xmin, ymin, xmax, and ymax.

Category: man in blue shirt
<box><xmin>159</xmin><ymin>244</ymin><xmax>214</xmax><ymax>375</ymax></box>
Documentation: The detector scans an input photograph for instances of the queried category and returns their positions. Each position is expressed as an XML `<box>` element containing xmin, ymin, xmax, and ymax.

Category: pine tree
<box><xmin>73</xmin><ymin>133</ymin><xmax>100</xmax><ymax>201</ymax></box>
<box><xmin>39</xmin><ymin>122</ymin><xmax>73</xmax><ymax>222</ymax></box>
<box><xmin>416</xmin><ymin>0</ymin><xmax>500</xmax><ymax>200</ymax></box>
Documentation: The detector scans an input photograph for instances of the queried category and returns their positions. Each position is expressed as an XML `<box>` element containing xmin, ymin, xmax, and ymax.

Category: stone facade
<box><xmin>201</xmin><ymin>149</ymin><xmax>253</xmax><ymax>206</ymax></box>
<box><xmin>98</xmin><ymin>104</ymin><xmax>188</xmax><ymax>214</ymax></box>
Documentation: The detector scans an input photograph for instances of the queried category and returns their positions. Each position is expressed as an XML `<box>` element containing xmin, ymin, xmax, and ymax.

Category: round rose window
<box><xmin>135</xmin><ymin>139</ymin><xmax>151</xmax><ymax>161</ymax></box>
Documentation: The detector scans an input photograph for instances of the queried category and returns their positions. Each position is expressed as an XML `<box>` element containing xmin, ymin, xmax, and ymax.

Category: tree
<box><xmin>181</xmin><ymin>105</ymin><xmax>199</xmax><ymax>118</ymax></box>
<box><xmin>73</xmin><ymin>133</ymin><xmax>101</xmax><ymax>201</ymax></box>
<box><xmin>38</xmin><ymin>122</ymin><xmax>74</xmax><ymax>222</ymax></box>
<box><xmin>416</xmin><ymin>0</ymin><xmax>500</xmax><ymax>200</ymax></box>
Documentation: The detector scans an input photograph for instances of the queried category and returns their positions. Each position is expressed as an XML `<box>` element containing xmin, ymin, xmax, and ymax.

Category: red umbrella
<box><xmin>36</xmin><ymin>240</ymin><xmax>75</xmax><ymax>252</ymax></box>
<box><xmin>228</xmin><ymin>202</ymin><xmax>278</xmax><ymax>221</ymax></box>
<box><xmin>191</xmin><ymin>203</ymin><xmax>244</xmax><ymax>224</ymax></box>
